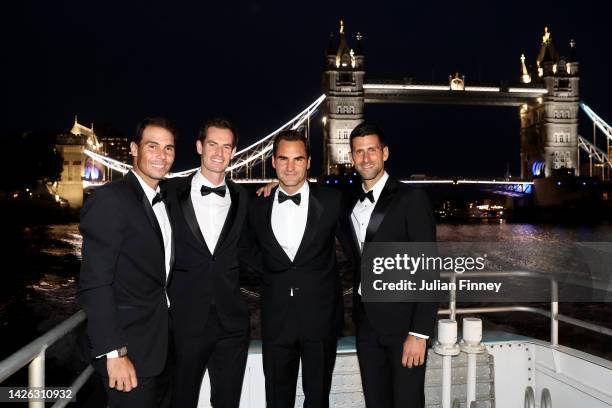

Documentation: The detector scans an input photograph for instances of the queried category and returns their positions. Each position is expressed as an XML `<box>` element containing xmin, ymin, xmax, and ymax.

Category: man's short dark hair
<box><xmin>133</xmin><ymin>117</ymin><xmax>176</xmax><ymax>145</ymax></box>
<box><xmin>198</xmin><ymin>118</ymin><xmax>239</xmax><ymax>147</ymax></box>
<box><xmin>272</xmin><ymin>130</ymin><xmax>310</xmax><ymax>158</ymax></box>
<box><xmin>349</xmin><ymin>123</ymin><xmax>386</xmax><ymax>149</ymax></box>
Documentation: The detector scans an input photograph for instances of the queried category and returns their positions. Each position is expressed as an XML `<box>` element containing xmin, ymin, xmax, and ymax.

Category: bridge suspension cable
<box><xmin>83</xmin><ymin>94</ymin><xmax>326</xmax><ymax>179</ymax></box>
<box><xmin>580</xmin><ymin>102</ymin><xmax>612</xmax><ymax>143</ymax></box>
<box><xmin>172</xmin><ymin>94</ymin><xmax>327</xmax><ymax>178</ymax></box>
<box><xmin>579</xmin><ymin>102</ymin><xmax>611</xmax><ymax>179</ymax></box>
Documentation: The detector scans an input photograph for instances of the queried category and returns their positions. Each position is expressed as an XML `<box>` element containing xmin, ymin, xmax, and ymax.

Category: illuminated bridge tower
<box><xmin>322</xmin><ymin>20</ymin><xmax>365</xmax><ymax>175</ymax></box>
<box><xmin>520</xmin><ymin>28</ymin><xmax>580</xmax><ymax>178</ymax></box>
<box><xmin>55</xmin><ymin>117</ymin><xmax>105</xmax><ymax>208</ymax></box>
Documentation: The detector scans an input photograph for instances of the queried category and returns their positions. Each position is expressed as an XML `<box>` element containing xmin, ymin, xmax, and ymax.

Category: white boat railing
<box><xmin>0</xmin><ymin>270</ymin><xmax>610</xmax><ymax>405</ymax></box>
<box><xmin>0</xmin><ymin>310</ymin><xmax>93</xmax><ymax>407</ymax></box>
<box><xmin>440</xmin><ymin>270</ymin><xmax>612</xmax><ymax>346</ymax></box>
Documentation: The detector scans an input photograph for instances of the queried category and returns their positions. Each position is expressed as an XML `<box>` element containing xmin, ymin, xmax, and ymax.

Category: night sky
<box><xmin>4</xmin><ymin>1</ymin><xmax>610</xmax><ymax>178</ymax></box>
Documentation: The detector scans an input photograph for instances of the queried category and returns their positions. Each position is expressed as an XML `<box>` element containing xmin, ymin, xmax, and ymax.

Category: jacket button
<box><xmin>212</xmin><ymin>256</ymin><xmax>216</xmax><ymax>261</ymax></box>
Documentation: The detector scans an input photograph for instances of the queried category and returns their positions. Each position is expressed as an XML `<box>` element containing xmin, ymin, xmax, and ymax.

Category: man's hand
<box><xmin>107</xmin><ymin>356</ymin><xmax>138</xmax><ymax>392</ymax></box>
<box><xmin>256</xmin><ymin>181</ymin><xmax>278</xmax><ymax>197</ymax></box>
<box><xmin>401</xmin><ymin>335</ymin><xmax>426</xmax><ymax>368</ymax></box>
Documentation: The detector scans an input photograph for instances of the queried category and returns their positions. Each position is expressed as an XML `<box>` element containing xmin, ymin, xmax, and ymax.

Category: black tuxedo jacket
<box><xmin>78</xmin><ymin>171</ymin><xmax>173</xmax><ymax>377</ymax></box>
<box><xmin>240</xmin><ymin>183</ymin><xmax>354</xmax><ymax>341</ymax></box>
<box><xmin>350</xmin><ymin>177</ymin><xmax>438</xmax><ymax>338</ymax></box>
<box><xmin>163</xmin><ymin>174</ymin><xmax>249</xmax><ymax>337</ymax></box>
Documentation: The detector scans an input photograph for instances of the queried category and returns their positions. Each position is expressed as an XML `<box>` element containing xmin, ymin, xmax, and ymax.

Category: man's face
<box><xmin>196</xmin><ymin>126</ymin><xmax>236</xmax><ymax>175</ymax></box>
<box><xmin>350</xmin><ymin>134</ymin><xmax>389</xmax><ymax>181</ymax></box>
<box><xmin>130</xmin><ymin>126</ymin><xmax>175</xmax><ymax>184</ymax></box>
<box><xmin>272</xmin><ymin>140</ymin><xmax>311</xmax><ymax>189</ymax></box>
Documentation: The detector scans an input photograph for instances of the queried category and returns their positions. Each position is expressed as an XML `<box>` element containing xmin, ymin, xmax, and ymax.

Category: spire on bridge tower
<box><xmin>568</xmin><ymin>39</ymin><xmax>577</xmax><ymax>62</ymax></box>
<box><xmin>567</xmin><ymin>38</ymin><xmax>579</xmax><ymax>75</ymax></box>
<box><xmin>520</xmin><ymin>54</ymin><xmax>532</xmax><ymax>83</ymax></box>
<box><xmin>335</xmin><ymin>19</ymin><xmax>350</xmax><ymax>68</ymax></box>
<box><xmin>355</xmin><ymin>31</ymin><xmax>364</xmax><ymax>55</ymax></box>
<box><xmin>536</xmin><ymin>26</ymin><xmax>559</xmax><ymax>77</ymax></box>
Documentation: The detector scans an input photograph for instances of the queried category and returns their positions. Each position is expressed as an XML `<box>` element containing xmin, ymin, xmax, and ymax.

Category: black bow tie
<box><xmin>278</xmin><ymin>191</ymin><xmax>301</xmax><ymax>205</ymax></box>
<box><xmin>152</xmin><ymin>192</ymin><xmax>166</xmax><ymax>206</ymax></box>
<box><xmin>201</xmin><ymin>185</ymin><xmax>226</xmax><ymax>198</ymax></box>
<box><xmin>359</xmin><ymin>190</ymin><xmax>375</xmax><ymax>203</ymax></box>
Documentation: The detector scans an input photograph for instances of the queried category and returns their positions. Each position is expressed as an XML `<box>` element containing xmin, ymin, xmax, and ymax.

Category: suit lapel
<box><xmin>127</xmin><ymin>172</ymin><xmax>165</xmax><ymax>251</ymax></box>
<box><xmin>213</xmin><ymin>179</ymin><xmax>239</xmax><ymax>255</ymax></box>
<box><xmin>265</xmin><ymin>188</ymin><xmax>293</xmax><ymax>265</ymax></box>
<box><xmin>163</xmin><ymin>199</ymin><xmax>175</xmax><ymax>283</ymax></box>
<box><xmin>365</xmin><ymin>178</ymin><xmax>399</xmax><ymax>242</ymax></box>
<box><xmin>178</xmin><ymin>174</ymin><xmax>210</xmax><ymax>254</ymax></box>
<box><xmin>293</xmin><ymin>185</ymin><xmax>322</xmax><ymax>262</ymax></box>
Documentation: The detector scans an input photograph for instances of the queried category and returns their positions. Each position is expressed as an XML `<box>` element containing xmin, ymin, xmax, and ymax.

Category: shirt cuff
<box><xmin>96</xmin><ymin>350</ymin><xmax>119</xmax><ymax>359</ymax></box>
<box><xmin>409</xmin><ymin>332</ymin><xmax>429</xmax><ymax>340</ymax></box>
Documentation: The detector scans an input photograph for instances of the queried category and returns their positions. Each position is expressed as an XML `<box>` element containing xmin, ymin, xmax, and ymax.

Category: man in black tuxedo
<box><xmin>163</xmin><ymin>119</ymin><xmax>250</xmax><ymax>408</ymax></box>
<box><xmin>78</xmin><ymin>118</ymin><xmax>176</xmax><ymax>407</ymax></box>
<box><xmin>348</xmin><ymin>123</ymin><xmax>438</xmax><ymax>408</ymax></box>
<box><xmin>240</xmin><ymin>130</ymin><xmax>353</xmax><ymax>408</ymax></box>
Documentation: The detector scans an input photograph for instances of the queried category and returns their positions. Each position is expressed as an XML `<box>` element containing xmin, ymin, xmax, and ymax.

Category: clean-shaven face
<box><xmin>197</xmin><ymin>126</ymin><xmax>236</xmax><ymax>176</ymax></box>
<box><xmin>350</xmin><ymin>134</ymin><xmax>388</xmax><ymax>182</ymax></box>
<box><xmin>272</xmin><ymin>140</ymin><xmax>311</xmax><ymax>190</ymax></box>
<box><xmin>130</xmin><ymin>126</ymin><xmax>175</xmax><ymax>186</ymax></box>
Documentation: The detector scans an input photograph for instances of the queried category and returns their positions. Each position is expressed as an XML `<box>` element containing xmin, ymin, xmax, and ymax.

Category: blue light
<box><xmin>556</xmin><ymin>181</ymin><xmax>562</xmax><ymax>187</ymax></box>
<box><xmin>531</xmin><ymin>161</ymin><xmax>545</xmax><ymax>177</ymax></box>
<box><xmin>334</xmin><ymin>179</ymin><xmax>339</xmax><ymax>184</ymax></box>
<box><xmin>349</xmin><ymin>180</ymin><xmax>353</xmax><ymax>184</ymax></box>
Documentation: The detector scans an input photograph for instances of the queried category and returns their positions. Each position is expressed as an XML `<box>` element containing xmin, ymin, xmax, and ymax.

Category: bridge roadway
<box><xmin>363</xmin><ymin>81</ymin><xmax>547</xmax><ymax>107</ymax></box>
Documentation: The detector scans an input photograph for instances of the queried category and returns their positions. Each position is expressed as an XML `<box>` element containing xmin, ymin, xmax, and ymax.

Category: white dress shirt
<box><xmin>103</xmin><ymin>171</ymin><xmax>172</xmax><ymax>358</ymax></box>
<box><xmin>351</xmin><ymin>172</ymin><xmax>428</xmax><ymax>340</ymax></box>
<box><xmin>132</xmin><ymin>171</ymin><xmax>172</xmax><ymax>281</ymax></box>
<box><xmin>191</xmin><ymin>170</ymin><xmax>231</xmax><ymax>254</ymax></box>
<box><xmin>272</xmin><ymin>181</ymin><xmax>309</xmax><ymax>296</ymax></box>
<box><xmin>272</xmin><ymin>181</ymin><xmax>309</xmax><ymax>262</ymax></box>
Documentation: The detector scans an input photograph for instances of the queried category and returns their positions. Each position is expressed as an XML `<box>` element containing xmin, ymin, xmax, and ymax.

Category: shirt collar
<box><xmin>131</xmin><ymin>170</ymin><xmax>160</xmax><ymax>204</ymax></box>
<box><xmin>362</xmin><ymin>171</ymin><xmax>389</xmax><ymax>203</ymax></box>
<box><xmin>193</xmin><ymin>169</ymin><xmax>227</xmax><ymax>189</ymax></box>
<box><xmin>277</xmin><ymin>179</ymin><xmax>310</xmax><ymax>198</ymax></box>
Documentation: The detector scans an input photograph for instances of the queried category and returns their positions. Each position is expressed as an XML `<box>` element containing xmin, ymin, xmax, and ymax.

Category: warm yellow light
<box><xmin>542</xmin><ymin>26</ymin><xmax>551</xmax><ymax>44</ymax></box>
<box><xmin>537</xmin><ymin>97</ymin><xmax>543</xmax><ymax>104</ymax></box>
<box><xmin>322</xmin><ymin>116</ymin><xmax>327</xmax><ymax>125</ymax></box>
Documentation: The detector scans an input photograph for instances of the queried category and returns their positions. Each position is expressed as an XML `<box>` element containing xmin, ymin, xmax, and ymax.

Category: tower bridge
<box><xmin>54</xmin><ymin>23</ymin><xmax>611</xmax><ymax>209</ymax></box>
<box><xmin>322</xmin><ymin>23</ymin><xmax>582</xmax><ymax>180</ymax></box>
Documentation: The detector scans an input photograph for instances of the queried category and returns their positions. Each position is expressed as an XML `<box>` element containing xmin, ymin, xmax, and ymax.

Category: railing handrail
<box><xmin>440</xmin><ymin>269</ymin><xmax>612</xmax><ymax>293</ymax></box>
<box><xmin>0</xmin><ymin>310</ymin><xmax>87</xmax><ymax>383</ymax></box>
<box><xmin>1</xmin><ymin>268</ymin><xmax>611</xmax><ymax>392</ymax></box>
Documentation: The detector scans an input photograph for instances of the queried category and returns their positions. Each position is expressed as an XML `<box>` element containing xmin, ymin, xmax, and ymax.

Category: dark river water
<box><xmin>1</xmin><ymin>221</ymin><xmax>611</xmax><ymax>401</ymax></box>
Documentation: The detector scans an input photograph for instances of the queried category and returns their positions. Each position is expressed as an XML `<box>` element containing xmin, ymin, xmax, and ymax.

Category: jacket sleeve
<box><xmin>77</xmin><ymin>187</ymin><xmax>128</xmax><ymax>358</ymax></box>
<box><xmin>405</xmin><ymin>189</ymin><xmax>439</xmax><ymax>337</ymax></box>
<box><xmin>238</xmin><ymin>202</ymin><xmax>264</xmax><ymax>276</ymax></box>
<box><xmin>335</xmin><ymin>193</ymin><xmax>358</xmax><ymax>274</ymax></box>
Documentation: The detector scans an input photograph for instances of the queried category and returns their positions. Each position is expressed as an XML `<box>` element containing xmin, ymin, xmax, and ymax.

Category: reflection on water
<box><xmin>438</xmin><ymin>220</ymin><xmax>612</xmax><ymax>243</ymax></box>
<box><xmin>1</xmin><ymin>221</ymin><xmax>612</xmax><ymax>359</ymax></box>
<box><xmin>0</xmin><ymin>223</ymin><xmax>82</xmax><ymax>360</ymax></box>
